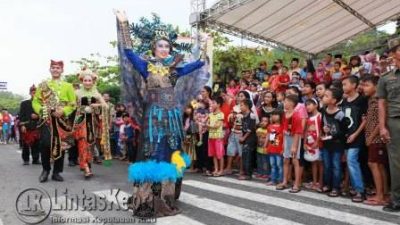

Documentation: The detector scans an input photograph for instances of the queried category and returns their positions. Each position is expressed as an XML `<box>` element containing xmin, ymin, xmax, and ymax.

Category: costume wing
<box><xmin>116</xmin><ymin>20</ymin><xmax>147</xmax><ymax>127</ymax></box>
<box><xmin>174</xmin><ymin>46</ymin><xmax>210</xmax><ymax>111</ymax></box>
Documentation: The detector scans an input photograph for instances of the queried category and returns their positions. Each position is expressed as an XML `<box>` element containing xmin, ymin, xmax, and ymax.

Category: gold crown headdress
<box><xmin>77</xmin><ymin>66</ymin><xmax>98</xmax><ymax>83</ymax></box>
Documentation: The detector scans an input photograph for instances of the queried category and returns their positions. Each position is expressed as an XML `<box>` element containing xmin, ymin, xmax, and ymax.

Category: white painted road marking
<box><xmin>184</xmin><ymin>180</ymin><xmax>398</xmax><ymax>225</ymax></box>
<box><xmin>93</xmin><ymin>189</ymin><xmax>207</xmax><ymax>225</ymax></box>
<box><xmin>180</xmin><ymin>192</ymin><xmax>304</xmax><ymax>225</ymax></box>
<box><xmin>212</xmin><ymin>176</ymin><xmax>398</xmax><ymax>215</ymax></box>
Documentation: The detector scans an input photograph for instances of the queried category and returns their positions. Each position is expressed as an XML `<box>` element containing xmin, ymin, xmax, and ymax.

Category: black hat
<box><xmin>334</xmin><ymin>54</ymin><xmax>342</xmax><ymax>59</ymax></box>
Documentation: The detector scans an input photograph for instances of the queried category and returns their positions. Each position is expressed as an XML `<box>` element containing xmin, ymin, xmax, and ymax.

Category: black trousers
<box><xmin>22</xmin><ymin>136</ymin><xmax>40</xmax><ymax>162</ymax></box>
<box><xmin>195</xmin><ymin>132</ymin><xmax>212</xmax><ymax>171</ymax></box>
<box><xmin>242</xmin><ymin>143</ymin><xmax>255</xmax><ymax>177</ymax></box>
<box><xmin>68</xmin><ymin>141</ymin><xmax>78</xmax><ymax>163</ymax></box>
<box><xmin>39</xmin><ymin>125</ymin><xmax>65</xmax><ymax>173</ymax></box>
<box><xmin>126</xmin><ymin>140</ymin><xmax>137</xmax><ymax>162</ymax></box>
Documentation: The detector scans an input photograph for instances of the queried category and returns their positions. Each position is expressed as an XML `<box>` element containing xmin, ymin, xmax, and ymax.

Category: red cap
<box><xmin>50</xmin><ymin>60</ymin><xmax>64</xmax><ymax>68</ymax></box>
<box><xmin>29</xmin><ymin>84</ymin><xmax>36</xmax><ymax>93</ymax></box>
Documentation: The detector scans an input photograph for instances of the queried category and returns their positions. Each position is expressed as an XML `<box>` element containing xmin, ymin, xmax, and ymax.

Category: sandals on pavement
<box><xmin>328</xmin><ymin>190</ymin><xmax>340</xmax><ymax>197</ymax></box>
<box><xmin>213</xmin><ymin>172</ymin><xmax>224</xmax><ymax>177</ymax></box>
<box><xmin>363</xmin><ymin>199</ymin><xmax>388</xmax><ymax>206</ymax></box>
<box><xmin>289</xmin><ymin>187</ymin><xmax>301</xmax><ymax>193</ymax></box>
<box><xmin>352</xmin><ymin>193</ymin><xmax>365</xmax><ymax>203</ymax></box>
<box><xmin>276</xmin><ymin>184</ymin><xmax>288</xmax><ymax>190</ymax></box>
<box><xmin>238</xmin><ymin>175</ymin><xmax>251</xmax><ymax>180</ymax></box>
<box><xmin>203</xmin><ymin>171</ymin><xmax>213</xmax><ymax>176</ymax></box>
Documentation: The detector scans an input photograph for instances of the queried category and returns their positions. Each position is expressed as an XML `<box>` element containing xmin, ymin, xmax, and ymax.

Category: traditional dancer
<box><xmin>32</xmin><ymin>60</ymin><xmax>77</xmax><ymax>182</ymax></box>
<box><xmin>73</xmin><ymin>68</ymin><xmax>112</xmax><ymax>178</ymax></box>
<box><xmin>114</xmin><ymin>10</ymin><xmax>210</xmax><ymax>217</ymax></box>
<box><xmin>19</xmin><ymin>85</ymin><xmax>41</xmax><ymax>165</ymax></box>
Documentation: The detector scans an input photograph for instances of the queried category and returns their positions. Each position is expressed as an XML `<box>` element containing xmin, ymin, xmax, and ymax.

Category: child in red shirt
<box><xmin>277</xmin><ymin>95</ymin><xmax>304</xmax><ymax>193</ymax></box>
<box><xmin>304</xmin><ymin>98</ymin><xmax>323</xmax><ymax>192</ymax></box>
<box><xmin>266</xmin><ymin>110</ymin><xmax>284</xmax><ymax>185</ymax></box>
<box><xmin>276</xmin><ymin>66</ymin><xmax>290</xmax><ymax>93</ymax></box>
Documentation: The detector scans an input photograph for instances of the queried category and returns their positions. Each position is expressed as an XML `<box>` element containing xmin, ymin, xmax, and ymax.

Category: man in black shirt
<box><xmin>19</xmin><ymin>85</ymin><xmax>40</xmax><ymax>165</ymax></box>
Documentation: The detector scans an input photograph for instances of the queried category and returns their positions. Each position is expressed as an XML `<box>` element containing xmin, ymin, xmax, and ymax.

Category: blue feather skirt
<box><xmin>128</xmin><ymin>88</ymin><xmax>189</xmax><ymax>184</ymax></box>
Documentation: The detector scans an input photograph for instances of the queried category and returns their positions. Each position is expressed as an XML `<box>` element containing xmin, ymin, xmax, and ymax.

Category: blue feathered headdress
<box><xmin>129</xmin><ymin>13</ymin><xmax>192</xmax><ymax>56</ymax></box>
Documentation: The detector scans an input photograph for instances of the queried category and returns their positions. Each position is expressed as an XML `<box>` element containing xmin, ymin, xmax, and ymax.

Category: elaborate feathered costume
<box><xmin>116</xmin><ymin>13</ymin><xmax>210</xmax><ymax>217</ymax></box>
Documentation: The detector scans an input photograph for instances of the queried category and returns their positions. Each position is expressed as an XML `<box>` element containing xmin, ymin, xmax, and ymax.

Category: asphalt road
<box><xmin>0</xmin><ymin>144</ymin><xmax>399</xmax><ymax>225</ymax></box>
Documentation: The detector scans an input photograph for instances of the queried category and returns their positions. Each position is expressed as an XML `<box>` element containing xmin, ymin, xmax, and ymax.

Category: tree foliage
<box><xmin>318</xmin><ymin>30</ymin><xmax>391</xmax><ymax>58</ymax></box>
<box><xmin>212</xmin><ymin>28</ymin><xmax>391</xmax><ymax>81</ymax></box>
<box><xmin>213</xmin><ymin>44</ymin><xmax>301</xmax><ymax>82</ymax></box>
<box><xmin>0</xmin><ymin>91</ymin><xmax>25</xmax><ymax>114</ymax></box>
<box><xmin>64</xmin><ymin>51</ymin><xmax>121</xmax><ymax>104</ymax></box>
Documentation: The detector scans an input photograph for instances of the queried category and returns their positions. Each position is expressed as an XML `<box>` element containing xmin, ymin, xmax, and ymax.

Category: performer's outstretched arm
<box><xmin>115</xmin><ymin>9</ymin><xmax>149</xmax><ymax>79</ymax></box>
<box><xmin>176</xmin><ymin>60</ymin><xmax>205</xmax><ymax>77</ymax></box>
<box><xmin>123</xmin><ymin>49</ymin><xmax>149</xmax><ymax>79</ymax></box>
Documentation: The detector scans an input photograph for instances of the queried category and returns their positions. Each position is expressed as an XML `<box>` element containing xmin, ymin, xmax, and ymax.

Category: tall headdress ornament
<box><xmin>128</xmin><ymin>13</ymin><xmax>192</xmax><ymax>55</ymax></box>
<box><xmin>77</xmin><ymin>66</ymin><xmax>98</xmax><ymax>83</ymax></box>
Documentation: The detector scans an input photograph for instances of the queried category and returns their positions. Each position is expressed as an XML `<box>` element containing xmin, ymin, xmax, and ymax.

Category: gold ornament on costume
<box><xmin>37</xmin><ymin>80</ymin><xmax>72</xmax><ymax>161</ymax></box>
<box><xmin>38</xmin><ymin>81</ymin><xmax>59</xmax><ymax>122</ymax></box>
<box><xmin>147</xmin><ymin>63</ymin><xmax>169</xmax><ymax>76</ymax></box>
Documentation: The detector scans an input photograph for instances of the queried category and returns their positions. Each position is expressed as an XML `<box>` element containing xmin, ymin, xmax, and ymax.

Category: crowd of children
<box><xmin>88</xmin><ymin>51</ymin><xmax>397</xmax><ymax>210</ymax></box>
<box><xmin>180</xmin><ymin>52</ymin><xmax>396</xmax><ymax>208</ymax></box>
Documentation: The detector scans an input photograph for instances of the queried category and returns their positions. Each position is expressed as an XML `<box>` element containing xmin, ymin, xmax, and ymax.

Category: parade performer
<box><xmin>73</xmin><ymin>68</ymin><xmax>112</xmax><ymax>178</ymax></box>
<box><xmin>32</xmin><ymin>60</ymin><xmax>77</xmax><ymax>183</ymax></box>
<box><xmin>114</xmin><ymin>10</ymin><xmax>210</xmax><ymax>217</ymax></box>
<box><xmin>19</xmin><ymin>85</ymin><xmax>41</xmax><ymax>165</ymax></box>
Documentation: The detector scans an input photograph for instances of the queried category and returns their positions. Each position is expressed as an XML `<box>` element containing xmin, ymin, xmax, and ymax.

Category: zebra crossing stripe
<box><xmin>180</xmin><ymin>192</ymin><xmax>305</xmax><ymax>225</ymax></box>
<box><xmin>184</xmin><ymin>180</ymin><xmax>398</xmax><ymax>225</ymax></box>
<box><xmin>0</xmin><ymin>218</ymin><xmax>3</xmax><ymax>225</ymax></box>
<box><xmin>211</xmin><ymin>176</ymin><xmax>397</xmax><ymax>214</ymax></box>
<box><xmin>93</xmin><ymin>189</ymin><xmax>207</xmax><ymax>225</ymax></box>
<box><xmin>157</xmin><ymin>215</ymin><xmax>207</xmax><ymax>225</ymax></box>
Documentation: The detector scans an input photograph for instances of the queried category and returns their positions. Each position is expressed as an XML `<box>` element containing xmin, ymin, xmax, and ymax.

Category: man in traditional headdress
<box><xmin>32</xmin><ymin>60</ymin><xmax>76</xmax><ymax>182</ymax></box>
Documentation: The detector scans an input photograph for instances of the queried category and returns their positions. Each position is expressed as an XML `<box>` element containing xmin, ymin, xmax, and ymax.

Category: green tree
<box><xmin>213</xmin><ymin>45</ymin><xmax>302</xmax><ymax>82</ymax></box>
<box><xmin>211</xmin><ymin>28</ymin><xmax>392</xmax><ymax>81</ymax></box>
<box><xmin>64</xmin><ymin>50</ymin><xmax>121</xmax><ymax>104</ymax></box>
<box><xmin>318</xmin><ymin>30</ymin><xmax>390</xmax><ymax>58</ymax></box>
<box><xmin>0</xmin><ymin>91</ymin><xmax>25</xmax><ymax>114</ymax></box>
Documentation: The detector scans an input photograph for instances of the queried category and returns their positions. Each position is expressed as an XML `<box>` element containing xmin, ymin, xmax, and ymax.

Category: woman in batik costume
<box><xmin>73</xmin><ymin>68</ymin><xmax>111</xmax><ymax>179</ymax></box>
<box><xmin>114</xmin><ymin>10</ymin><xmax>210</xmax><ymax>217</ymax></box>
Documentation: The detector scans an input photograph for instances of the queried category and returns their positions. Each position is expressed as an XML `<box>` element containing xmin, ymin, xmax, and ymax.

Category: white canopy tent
<box><xmin>192</xmin><ymin>0</ymin><xmax>400</xmax><ymax>56</ymax></box>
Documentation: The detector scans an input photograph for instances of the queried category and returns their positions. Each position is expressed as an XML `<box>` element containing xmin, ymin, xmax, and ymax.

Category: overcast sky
<box><xmin>0</xmin><ymin>0</ymin><xmax>395</xmax><ymax>97</ymax></box>
<box><xmin>0</xmin><ymin>0</ymin><xmax>215</xmax><ymax>96</ymax></box>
